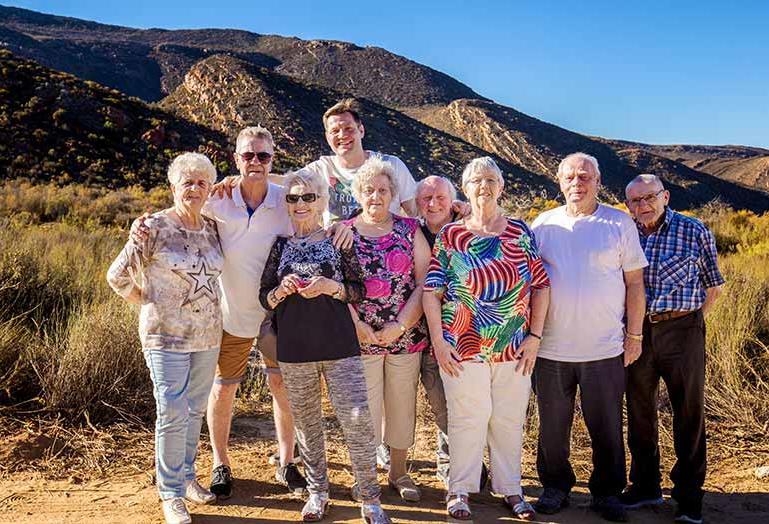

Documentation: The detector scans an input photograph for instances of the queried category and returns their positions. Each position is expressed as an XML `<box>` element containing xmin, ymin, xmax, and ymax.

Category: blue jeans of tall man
<box><xmin>144</xmin><ymin>348</ymin><xmax>220</xmax><ymax>500</ymax></box>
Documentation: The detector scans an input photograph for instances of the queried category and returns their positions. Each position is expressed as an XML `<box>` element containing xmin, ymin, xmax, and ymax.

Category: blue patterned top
<box><xmin>638</xmin><ymin>207</ymin><xmax>725</xmax><ymax>314</ymax></box>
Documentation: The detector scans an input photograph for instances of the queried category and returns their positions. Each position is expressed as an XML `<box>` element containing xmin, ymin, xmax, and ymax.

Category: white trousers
<box><xmin>441</xmin><ymin>360</ymin><xmax>531</xmax><ymax>496</ymax></box>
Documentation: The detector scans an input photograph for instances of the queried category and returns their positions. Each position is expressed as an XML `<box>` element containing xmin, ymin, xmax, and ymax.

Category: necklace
<box><xmin>292</xmin><ymin>227</ymin><xmax>323</xmax><ymax>247</ymax></box>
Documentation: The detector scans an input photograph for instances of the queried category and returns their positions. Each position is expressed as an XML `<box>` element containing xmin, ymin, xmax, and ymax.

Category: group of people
<box><xmin>107</xmin><ymin>99</ymin><xmax>724</xmax><ymax>524</ymax></box>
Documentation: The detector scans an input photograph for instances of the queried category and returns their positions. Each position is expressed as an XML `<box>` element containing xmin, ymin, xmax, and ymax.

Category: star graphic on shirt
<box><xmin>174</xmin><ymin>258</ymin><xmax>219</xmax><ymax>306</ymax></box>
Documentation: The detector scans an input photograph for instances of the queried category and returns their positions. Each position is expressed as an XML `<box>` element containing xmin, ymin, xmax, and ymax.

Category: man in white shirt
<box><xmin>300</xmin><ymin>98</ymin><xmax>418</xmax><ymax>223</ymax></box>
<box><xmin>531</xmin><ymin>153</ymin><xmax>647</xmax><ymax>522</ymax></box>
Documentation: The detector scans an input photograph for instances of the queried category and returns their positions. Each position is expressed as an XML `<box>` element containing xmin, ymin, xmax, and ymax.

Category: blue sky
<box><xmin>7</xmin><ymin>1</ymin><xmax>769</xmax><ymax>148</ymax></box>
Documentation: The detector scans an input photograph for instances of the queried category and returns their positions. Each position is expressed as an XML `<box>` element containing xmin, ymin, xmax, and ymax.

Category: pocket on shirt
<box><xmin>657</xmin><ymin>255</ymin><xmax>697</xmax><ymax>289</ymax></box>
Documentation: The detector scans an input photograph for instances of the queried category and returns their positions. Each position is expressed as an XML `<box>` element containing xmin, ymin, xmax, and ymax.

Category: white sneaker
<box><xmin>184</xmin><ymin>479</ymin><xmax>216</xmax><ymax>505</ymax></box>
<box><xmin>162</xmin><ymin>497</ymin><xmax>191</xmax><ymax>524</ymax></box>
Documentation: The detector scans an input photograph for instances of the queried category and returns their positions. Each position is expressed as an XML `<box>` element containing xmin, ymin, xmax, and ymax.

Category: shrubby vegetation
<box><xmin>1</xmin><ymin>181</ymin><xmax>768</xmax><ymax>435</ymax></box>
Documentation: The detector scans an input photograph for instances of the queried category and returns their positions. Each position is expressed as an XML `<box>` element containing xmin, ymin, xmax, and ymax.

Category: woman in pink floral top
<box><xmin>345</xmin><ymin>156</ymin><xmax>431</xmax><ymax>503</ymax></box>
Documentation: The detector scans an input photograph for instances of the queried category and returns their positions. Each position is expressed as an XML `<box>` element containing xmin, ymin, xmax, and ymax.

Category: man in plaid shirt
<box><xmin>621</xmin><ymin>174</ymin><xmax>724</xmax><ymax>524</ymax></box>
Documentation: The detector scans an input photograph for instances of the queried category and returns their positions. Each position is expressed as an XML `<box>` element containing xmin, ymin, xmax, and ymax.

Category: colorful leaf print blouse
<box><xmin>345</xmin><ymin>215</ymin><xmax>429</xmax><ymax>355</ymax></box>
<box><xmin>424</xmin><ymin>217</ymin><xmax>550</xmax><ymax>363</ymax></box>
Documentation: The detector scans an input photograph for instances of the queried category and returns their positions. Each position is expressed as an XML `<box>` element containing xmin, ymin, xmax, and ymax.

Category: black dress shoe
<box><xmin>535</xmin><ymin>487</ymin><xmax>569</xmax><ymax>514</ymax></box>
<box><xmin>591</xmin><ymin>495</ymin><xmax>629</xmax><ymax>522</ymax></box>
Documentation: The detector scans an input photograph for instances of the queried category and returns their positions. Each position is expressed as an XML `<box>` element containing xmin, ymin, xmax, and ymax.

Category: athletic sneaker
<box><xmin>162</xmin><ymin>497</ymin><xmax>191</xmax><ymax>524</ymax></box>
<box><xmin>184</xmin><ymin>479</ymin><xmax>216</xmax><ymax>505</ymax></box>
<box><xmin>209</xmin><ymin>464</ymin><xmax>232</xmax><ymax>500</ymax></box>
<box><xmin>268</xmin><ymin>445</ymin><xmax>302</xmax><ymax>465</ymax></box>
<box><xmin>619</xmin><ymin>485</ymin><xmax>663</xmax><ymax>509</ymax></box>
<box><xmin>275</xmin><ymin>463</ymin><xmax>308</xmax><ymax>494</ymax></box>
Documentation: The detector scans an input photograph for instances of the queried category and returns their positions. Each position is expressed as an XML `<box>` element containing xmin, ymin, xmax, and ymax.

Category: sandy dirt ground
<box><xmin>2</xmin><ymin>404</ymin><xmax>769</xmax><ymax>523</ymax></box>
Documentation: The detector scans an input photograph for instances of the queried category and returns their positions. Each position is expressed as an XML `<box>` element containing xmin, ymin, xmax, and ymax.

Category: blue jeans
<box><xmin>144</xmin><ymin>348</ymin><xmax>219</xmax><ymax>500</ymax></box>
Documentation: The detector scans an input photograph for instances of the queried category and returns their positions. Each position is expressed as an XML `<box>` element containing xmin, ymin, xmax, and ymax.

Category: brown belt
<box><xmin>646</xmin><ymin>310</ymin><xmax>696</xmax><ymax>324</ymax></box>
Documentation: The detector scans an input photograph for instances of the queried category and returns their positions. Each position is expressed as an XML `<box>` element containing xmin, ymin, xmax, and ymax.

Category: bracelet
<box><xmin>624</xmin><ymin>330</ymin><xmax>643</xmax><ymax>341</ymax></box>
<box><xmin>529</xmin><ymin>332</ymin><xmax>542</xmax><ymax>340</ymax></box>
<box><xmin>332</xmin><ymin>282</ymin><xmax>343</xmax><ymax>299</ymax></box>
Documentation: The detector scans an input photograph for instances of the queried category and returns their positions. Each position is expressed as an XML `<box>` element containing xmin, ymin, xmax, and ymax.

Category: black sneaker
<box><xmin>619</xmin><ymin>485</ymin><xmax>664</xmax><ymax>509</ymax></box>
<box><xmin>209</xmin><ymin>464</ymin><xmax>232</xmax><ymax>500</ymax></box>
<box><xmin>591</xmin><ymin>495</ymin><xmax>629</xmax><ymax>522</ymax></box>
<box><xmin>674</xmin><ymin>507</ymin><xmax>703</xmax><ymax>524</ymax></box>
<box><xmin>276</xmin><ymin>463</ymin><xmax>307</xmax><ymax>494</ymax></box>
<box><xmin>535</xmin><ymin>487</ymin><xmax>570</xmax><ymax>514</ymax></box>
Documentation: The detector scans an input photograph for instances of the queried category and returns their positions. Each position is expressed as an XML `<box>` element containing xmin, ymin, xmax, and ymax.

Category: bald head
<box><xmin>416</xmin><ymin>175</ymin><xmax>457</xmax><ymax>231</ymax></box>
<box><xmin>625</xmin><ymin>174</ymin><xmax>664</xmax><ymax>199</ymax></box>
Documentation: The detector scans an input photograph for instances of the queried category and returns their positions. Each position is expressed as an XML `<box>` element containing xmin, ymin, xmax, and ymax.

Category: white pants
<box><xmin>441</xmin><ymin>361</ymin><xmax>531</xmax><ymax>496</ymax></box>
<box><xmin>361</xmin><ymin>352</ymin><xmax>422</xmax><ymax>450</ymax></box>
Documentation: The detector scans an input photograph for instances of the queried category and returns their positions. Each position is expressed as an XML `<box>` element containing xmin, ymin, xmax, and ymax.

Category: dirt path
<box><xmin>2</xmin><ymin>411</ymin><xmax>769</xmax><ymax>523</ymax></box>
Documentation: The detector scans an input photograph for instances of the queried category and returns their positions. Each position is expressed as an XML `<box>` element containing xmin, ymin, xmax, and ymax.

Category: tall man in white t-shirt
<box><xmin>531</xmin><ymin>153</ymin><xmax>647</xmax><ymax>523</ymax></box>
<box><xmin>300</xmin><ymin>98</ymin><xmax>418</xmax><ymax>223</ymax></box>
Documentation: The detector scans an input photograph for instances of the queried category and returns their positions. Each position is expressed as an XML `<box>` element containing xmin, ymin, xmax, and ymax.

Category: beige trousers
<box><xmin>361</xmin><ymin>352</ymin><xmax>422</xmax><ymax>450</ymax></box>
<box><xmin>441</xmin><ymin>361</ymin><xmax>531</xmax><ymax>496</ymax></box>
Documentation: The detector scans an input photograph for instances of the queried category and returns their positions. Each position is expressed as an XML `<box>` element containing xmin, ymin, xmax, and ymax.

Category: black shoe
<box><xmin>674</xmin><ymin>507</ymin><xmax>703</xmax><ymax>524</ymax></box>
<box><xmin>210</xmin><ymin>464</ymin><xmax>232</xmax><ymax>500</ymax></box>
<box><xmin>479</xmin><ymin>462</ymin><xmax>489</xmax><ymax>491</ymax></box>
<box><xmin>535</xmin><ymin>487</ymin><xmax>570</xmax><ymax>514</ymax></box>
<box><xmin>619</xmin><ymin>484</ymin><xmax>664</xmax><ymax>509</ymax></box>
<box><xmin>591</xmin><ymin>496</ymin><xmax>629</xmax><ymax>522</ymax></box>
<box><xmin>276</xmin><ymin>463</ymin><xmax>308</xmax><ymax>494</ymax></box>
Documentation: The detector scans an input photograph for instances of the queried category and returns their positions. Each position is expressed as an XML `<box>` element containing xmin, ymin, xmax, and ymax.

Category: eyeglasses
<box><xmin>285</xmin><ymin>193</ymin><xmax>318</xmax><ymax>204</ymax></box>
<box><xmin>238</xmin><ymin>151</ymin><xmax>273</xmax><ymax>164</ymax></box>
<box><xmin>627</xmin><ymin>189</ymin><xmax>665</xmax><ymax>207</ymax></box>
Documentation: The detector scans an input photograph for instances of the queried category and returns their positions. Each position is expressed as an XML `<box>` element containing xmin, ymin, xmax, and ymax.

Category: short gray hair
<box><xmin>461</xmin><ymin>157</ymin><xmax>504</xmax><ymax>191</ymax></box>
<box><xmin>236</xmin><ymin>125</ymin><xmax>274</xmax><ymax>151</ymax></box>
<box><xmin>351</xmin><ymin>156</ymin><xmax>399</xmax><ymax>202</ymax></box>
<box><xmin>557</xmin><ymin>152</ymin><xmax>601</xmax><ymax>179</ymax></box>
<box><xmin>416</xmin><ymin>175</ymin><xmax>457</xmax><ymax>202</ymax></box>
<box><xmin>284</xmin><ymin>169</ymin><xmax>330</xmax><ymax>210</ymax></box>
<box><xmin>167</xmin><ymin>152</ymin><xmax>217</xmax><ymax>186</ymax></box>
<box><xmin>625</xmin><ymin>173</ymin><xmax>664</xmax><ymax>198</ymax></box>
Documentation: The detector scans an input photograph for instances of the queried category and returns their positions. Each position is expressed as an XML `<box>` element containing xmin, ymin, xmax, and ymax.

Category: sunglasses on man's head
<box><xmin>238</xmin><ymin>151</ymin><xmax>273</xmax><ymax>164</ymax></box>
<box><xmin>285</xmin><ymin>193</ymin><xmax>318</xmax><ymax>204</ymax></box>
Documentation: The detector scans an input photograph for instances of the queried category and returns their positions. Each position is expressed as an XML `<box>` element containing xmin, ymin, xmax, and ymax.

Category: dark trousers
<box><xmin>533</xmin><ymin>355</ymin><xmax>626</xmax><ymax>497</ymax></box>
<box><xmin>627</xmin><ymin>310</ymin><xmax>706</xmax><ymax>510</ymax></box>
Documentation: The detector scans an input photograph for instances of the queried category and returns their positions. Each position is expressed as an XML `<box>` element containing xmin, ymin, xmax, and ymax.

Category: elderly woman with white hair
<box><xmin>107</xmin><ymin>152</ymin><xmax>223</xmax><ymax>524</ymax></box>
<box><xmin>423</xmin><ymin>157</ymin><xmax>551</xmax><ymax>521</ymax></box>
<box><xmin>342</xmin><ymin>156</ymin><xmax>432</xmax><ymax>503</ymax></box>
<box><xmin>259</xmin><ymin>170</ymin><xmax>391</xmax><ymax>523</ymax></box>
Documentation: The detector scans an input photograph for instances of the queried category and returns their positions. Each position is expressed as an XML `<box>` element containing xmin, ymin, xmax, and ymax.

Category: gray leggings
<box><xmin>279</xmin><ymin>356</ymin><xmax>380</xmax><ymax>501</ymax></box>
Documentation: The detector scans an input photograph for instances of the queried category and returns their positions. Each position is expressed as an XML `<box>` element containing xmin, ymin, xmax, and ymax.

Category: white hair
<box><xmin>625</xmin><ymin>173</ymin><xmax>664</xmax><ymax>197</ymax></box>
<box><xmin>284</xmin><ymin>169</ymin><xmax>330</xmax><ymax>210</ymax></box>
<box><xmin>351</xmin><ymin>156</ymin><xmax>399</xmax><ymax>202</ymax></box>
<box><xmin>167</xmin><ymin>152</ymin><xmax>217</xmax><ymax>186</ymax></box>
<box><xmin>461</xmin><ymin>157</ymin><xmax>504</xmax><ymax>191</ymax></box>
<box><xmin>416</xmin><ymin>175</ymin><xmax>457</xmax><ymax>202</ymax></box>
<box><xmin>557</xmin><ymin>152</ymin><xmax>601</xmax><ymax>179</ymax></box>
<box><xmin>236</xmin><ymin>125</ymin><xmax>274</xmax><ymax>151</ymax></box>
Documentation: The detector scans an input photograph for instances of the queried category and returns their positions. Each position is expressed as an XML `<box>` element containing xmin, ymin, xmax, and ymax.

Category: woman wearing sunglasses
<box><xmin>259</xmin><ymin>170</ymin><xmax>391</xmax><ymax>523</ymax></box>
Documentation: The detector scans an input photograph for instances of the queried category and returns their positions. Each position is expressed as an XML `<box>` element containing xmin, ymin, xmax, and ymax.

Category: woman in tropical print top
<box><xmin>423</xmin><ymin>157</ymin><xmax>550</xmax><ymax>522</ymax></box>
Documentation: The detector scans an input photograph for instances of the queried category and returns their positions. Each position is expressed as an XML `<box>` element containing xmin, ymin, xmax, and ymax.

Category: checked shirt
<box><xmin>638</xmin><ymin>207</ymin><xmax>724</xmax><ymax>314</ymax></box>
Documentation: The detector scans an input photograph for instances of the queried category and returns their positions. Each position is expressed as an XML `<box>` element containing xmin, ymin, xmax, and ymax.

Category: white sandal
<box><xmin>447</xmin><ymin>493</ymin><xmax>472</xmax><ymax>521</ymax></box>
<box><xmin>301</xmin><ymin>492</ymin><xmax>329</xmax><ymax>522</ymax></box>
<box><xmin>361</xmin><ymin>502</ymin><xmax>391</xmax><ymax>524</ymax></box>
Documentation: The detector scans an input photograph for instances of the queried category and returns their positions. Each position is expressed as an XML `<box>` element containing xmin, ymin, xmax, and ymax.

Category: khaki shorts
<box><xmin>215</xmin><ymin>317</ymin><xmax>279</xmax><ymax>384</ymax></box>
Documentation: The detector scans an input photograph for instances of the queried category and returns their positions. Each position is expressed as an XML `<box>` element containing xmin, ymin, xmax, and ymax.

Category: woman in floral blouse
<box><xmin>423</xmin><ymin>157</ymin><xmax>551</xmax><ymax>521</ymax></box>
<box><xmin>345</xmin><ymin>156</ymin><xmax>431</xmax><ymax>503</ymax></box>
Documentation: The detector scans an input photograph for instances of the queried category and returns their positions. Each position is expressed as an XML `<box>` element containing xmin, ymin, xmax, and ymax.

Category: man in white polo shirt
<box><xmin>531</xmin><ymin>153</ymin><xmax>647</xmax><ymax>523</ymax></box>
<box><xmin>300</xmin><ymin>98</ymin><xmax>418</xmax><ymax>223</ymax></box>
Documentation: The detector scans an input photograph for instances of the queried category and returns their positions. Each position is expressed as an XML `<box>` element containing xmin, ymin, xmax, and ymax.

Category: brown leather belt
<box><xmin>647</xmin><ymin>310</ymin><xmax>696</xmax><ymax>324</ymax></box>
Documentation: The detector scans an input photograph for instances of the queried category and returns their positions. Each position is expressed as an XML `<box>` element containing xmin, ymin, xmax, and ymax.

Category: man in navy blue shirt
<box><xmin>622</xmin><ymin>174</ymin><xmax>724</xmax><ymax>524</ymax></box>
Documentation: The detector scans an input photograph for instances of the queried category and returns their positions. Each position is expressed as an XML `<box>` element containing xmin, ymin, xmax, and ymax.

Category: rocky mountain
<box><xmin>597</xmin><ymin>139</ymin><xmax>769</xmax><ymax>192</ymax></box>
<box><xmin>0</xmin><ymin>49</ymin><xmax>231</xmax><ymax>187</ymax></box>
<box><xmin>0</xmin><ymin>5</ymin><xmax>480</xmax><ymax>107</ymax></box>
<box><xmin>2</xmin><ymin>4</ymin><xmax>768</xmax><ymax>211</ymax></box>
<box><xmin>159</xmin><ymin>54</ymin><xmax>551</xmax><ymax>192</ymax></box>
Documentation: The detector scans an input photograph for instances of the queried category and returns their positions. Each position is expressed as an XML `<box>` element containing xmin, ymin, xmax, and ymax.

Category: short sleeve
<box><xmin>391</xmin><ymin>156</ymin><xmax>417</xmax><ymax>203</ymax></box>
<box><xmin>698</xmin><ymin>227</ymin><xmax>725</xmax><ymax>288</ymax></box>
<box><xmin>620</xmin><ymin>215</ymin><xmax>649</xmax><ymax>272</ymax></box>
<box><xmin>424</xmin><ymin>228</ymin><xmax>449</xmax><ymax>292</ymax></box>
<box><xmin>523</xmin><ymin>224</ymin><xmax>550</xmax><ymax>290</ymax></box>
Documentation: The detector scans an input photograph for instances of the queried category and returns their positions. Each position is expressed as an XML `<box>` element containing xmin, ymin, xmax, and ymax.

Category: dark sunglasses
<box><xmin>238</xmin><ymin>151</ymin><xmax>273</xmax><ymax>164</ymax></box>
<box><xmin>285</xmin><ymin>193</ymin><xmax>318</xmax><ymax>204</ymax></box>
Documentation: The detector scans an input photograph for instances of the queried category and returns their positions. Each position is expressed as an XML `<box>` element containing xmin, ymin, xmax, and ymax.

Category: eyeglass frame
<box><xmin>627</xmin><ymin>188</ymin><xmax>666</xmax><ymax>207</ymax></box>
